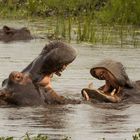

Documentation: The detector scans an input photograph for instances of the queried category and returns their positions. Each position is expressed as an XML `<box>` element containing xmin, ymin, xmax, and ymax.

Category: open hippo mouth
<box><xmin>0</xmin><ymin>41</ymin><xmax>77</xmax><ymax>106</ymax></box>
<box><xmin>82</xmin><ymin>59</ymin><xmax>132</xmax><ymax>103</ymax></box>
<box><xmin>22</xmin><ymin>41</ymin><xmax>77</xmax><ymax>82</ymax></box>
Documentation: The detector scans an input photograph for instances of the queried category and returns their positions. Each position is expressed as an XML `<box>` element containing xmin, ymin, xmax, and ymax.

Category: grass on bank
<box><xmin>0</xmin><ymin>0</ymin><xmax>140</xmax><ymax>26</ymax></box>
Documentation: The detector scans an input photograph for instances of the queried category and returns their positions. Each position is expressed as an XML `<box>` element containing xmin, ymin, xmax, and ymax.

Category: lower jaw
<box><xmin>82</xmin><ymin>88</ymin><xmax>122</xmax><ymax>103</ymax></box>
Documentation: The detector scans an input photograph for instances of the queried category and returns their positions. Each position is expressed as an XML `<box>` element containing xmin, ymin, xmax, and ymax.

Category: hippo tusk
<box><xmin>83</xmin><ymin>90</ymin><xmax>90</xmax><ymax>101</ymax></box>
<box><xmin>88</xmin><ymin>82</ymin><xmax>94</xmax><ymax>89</ymax></box>
<box><xmin>88</xmin><ymin>82</ymin><xmax>100</xmax><ymax>92</ymax></box>
<box><xmin>116</xmin><ymin>86</ymin><xmax>122</xmax><ymax>94</ymax></box>
<box><xmin>111</xmin><ymin>89</ymin><xmax>116</xmax><ymax>96</ymax></box>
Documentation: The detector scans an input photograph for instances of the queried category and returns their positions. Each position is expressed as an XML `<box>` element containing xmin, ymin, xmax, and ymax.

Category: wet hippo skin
<box><xmin>0</xmin><ymin>41</ymin><xmax>80</xmax><ymax>106</ymax></box>
<box><xmin>0</xmin><ymin>25</ymin><xmax>33</xmax><ymax>42</ymax></box>
<box><xmin>81</xmin><ymin>59</ymin><xmax>140</xmax><ymax>103</ymax></box>
<box><xmin>0</xmin><ymin>72</ymin><xmax>44</xmax><ymax>106</ymax></box>
<box><xmin>22</xmin><ymin>41</ymin><xmax>77</xmax><ymax>82</ymax></box>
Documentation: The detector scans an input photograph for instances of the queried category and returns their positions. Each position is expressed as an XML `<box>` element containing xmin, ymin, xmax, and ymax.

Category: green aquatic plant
<box><xmin>0</xmin><ymin>131</ymin><xmax>140</xmax><ymax>140</ymax></box>
<box><xmin>0</xmin><ymin>133</ymin><xmax>71</xmax><ymax>140</ymax></box>
<box><xmin>133</xmin><ymin>134</ymin><xmax>140</xmax><ymax>140</ymax></box>
<box><xmin>23</xmin><ymin>133</ymin><xmax>48</xmax><ymax>140</ymax></box>
<box><xmin>133</xmin><ymin>129</ymin><xmax>140</xmax><ymax>140</ymax></box>
<box><xmin>0</xmin><ymin>137</ymin><xmax>13</xmax><ymax>140</ymax></box>
<box><xmin>47</xmin><ymin>16</ymin><xmax>140</xmax><ymax>47</ymax></box>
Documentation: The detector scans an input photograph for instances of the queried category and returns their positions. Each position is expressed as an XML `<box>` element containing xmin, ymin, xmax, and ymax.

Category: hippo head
<box><xmin>0</xmin><ymin>71</ymin><xmax>43</xmax><ymax>106</ymax></box>
<box><xmin>22</xmin><ymin>41</ymin><xmax>77</xmax><ymax>82</ymax></box>
<box><xmin>0</xmin><ymin>41</ymin><xmax>77</xmax><ymax>105</ymax></box>
<box><xmin>82</xmin><ymin>59</ymin><xmax>133</xmax><ymax>103</ymax></box>
<box><xmin>0</xmin><ymin>25</ymin><xmax>33</xmax><ymax>42</ymax></box>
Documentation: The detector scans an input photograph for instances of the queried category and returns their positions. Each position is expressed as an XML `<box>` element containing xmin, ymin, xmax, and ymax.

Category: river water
<box><xmin>0</xmin><ymin>20</ymin><xmax>140</xmax><ymax>140</ymax></box>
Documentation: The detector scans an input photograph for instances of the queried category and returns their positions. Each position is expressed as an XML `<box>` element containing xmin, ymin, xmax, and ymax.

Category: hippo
<box><xmin>81</xmin><ymin>59</ymin><xmax>140</xmax><ymax>103</ymax></box>
<box><xmin>0</xmin><ymin>41</ymin><xmax>80</xmax><ymax>106</ymax></box>
<box><xmin>0</xmin><ymin>25</ymin><xmax>33</xmax><ymax>42</ymax></box>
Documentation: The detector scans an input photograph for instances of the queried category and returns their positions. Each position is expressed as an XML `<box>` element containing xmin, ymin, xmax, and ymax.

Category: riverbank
<box><xmin>0</xmin><ymin>0</ymin><xmax>140</xmax><ymax>25</ymax></box>
<box><xmin>0</xmin><ymin>0</ymin><xmax>140</xmax><ymax>47</ymax></box>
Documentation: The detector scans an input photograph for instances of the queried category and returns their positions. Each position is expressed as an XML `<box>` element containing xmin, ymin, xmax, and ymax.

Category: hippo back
<box><xmin>0</xmin><ymin>26</ymin><xmax>33</xmax><ymax>42</ymax></box>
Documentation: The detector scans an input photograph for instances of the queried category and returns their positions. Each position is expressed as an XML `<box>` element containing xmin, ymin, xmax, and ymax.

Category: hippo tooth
<box><xmin>116</xmin><ymin>86</ymin><xmax>122</xmax><ymax>94</ymax></box>
<box><xmin>88</xmin><ymin>82</ymin><xmax>94</xmax><ymax>89</ymax></box>
<box><xmin>83</xmin><ymin>90</ymin><xmax>90</xmax><ymax>101</ymax></box>
<box><xmin>111</xmin><ymin>89</ymin><xmax>116</xmax><ymax>96</ymax></box>
<box><xmin>88</xmin><ymin>83</ymin><xmax>105</xmax><ymax>94</ymax></box>
<box><xmin>90</xmin><ymin>83</ymin><xmax>99</xmax><ymax>91</ymax></box>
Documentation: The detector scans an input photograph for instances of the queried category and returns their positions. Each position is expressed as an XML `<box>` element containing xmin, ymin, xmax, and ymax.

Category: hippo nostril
<box><xmin>17</xmin><ymin>76</ymin><xmax>20</xmax><ymax>79</ymax></box>
<box><xmin>0</xmin><ymin>89</ymin><xmax>6</xmax><ymax>98</ymax></box>
<box><xmin>16</xmin><ymin>75</ymin><xmax>22</xmax><ymax>80</ymax></box>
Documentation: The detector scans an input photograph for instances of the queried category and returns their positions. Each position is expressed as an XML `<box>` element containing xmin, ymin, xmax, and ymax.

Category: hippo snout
<box><xmin>0</xmin><ymin>87</ymin><xmax>13</xmax><ymax>99</ymax></box>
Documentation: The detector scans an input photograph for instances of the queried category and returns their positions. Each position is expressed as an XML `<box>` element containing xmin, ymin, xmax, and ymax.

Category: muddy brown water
<box><xmin>0</xmin><ymin>20</ymin><xmax>140</xmax><ymax>140</ymax></box>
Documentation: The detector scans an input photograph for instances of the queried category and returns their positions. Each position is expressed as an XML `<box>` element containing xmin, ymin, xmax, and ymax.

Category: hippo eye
<box><xmin>100</xmin><ymin>71</ymin><xmax>103</xmax><ymax>76</ymax></box>
<box><xmin>100</xmin><ymin>71</ymin><xmax>105</xmax><ymax>78</ymax></box>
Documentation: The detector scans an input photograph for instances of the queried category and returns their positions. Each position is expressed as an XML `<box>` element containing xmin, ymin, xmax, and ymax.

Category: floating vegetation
<box><xmin>133</xmin><ymin>128</ymin><xmax>140</xmax><ymax>140</ymax></box>
<box><xmin>0</xmin><ymin>130</ymin><xmax>140</xmax><ymax>140</ymax></box>
<box><xmin>0</xmin><ymin>133</ymin><xmax>71</xmax><ymax>140</ymax></box>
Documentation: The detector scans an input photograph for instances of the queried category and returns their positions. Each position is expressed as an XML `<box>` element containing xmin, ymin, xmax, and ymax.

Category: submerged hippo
<box><xmin>81</xmin><ymin>59</ymin><xmax>140</xmax><ymax>103</ymax></box>
<box><xmin>0</xmin><ymin>25</ymin><xmax>33</xmax><ymax>42</ymax></box>
<box><xmin>0</xmin><ymin>41</ymin><xmax>80</xmax><ymax>106</ymax></box>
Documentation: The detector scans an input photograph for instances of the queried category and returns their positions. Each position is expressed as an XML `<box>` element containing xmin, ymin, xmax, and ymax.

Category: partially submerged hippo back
<box><xmin>0</xmin><ymin>25</ymin><xmax>33</xmax><ymax>42</ymax></box>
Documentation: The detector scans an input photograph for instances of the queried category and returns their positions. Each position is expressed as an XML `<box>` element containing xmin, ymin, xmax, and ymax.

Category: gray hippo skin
<box><xmin>0</xmin><ymin>41</ymin><xmax>80</xmax><ymax>106</ymax></box>
<box><xmin>22</xmin><ymin>41</ymin><xmax>77</xmax><ymax>81</ymax></box>
<box><xmin>0</xmin><ymin>25</ymin><xmax>33</xmax><ymax>42</ymax></box>
<box><xmin>81</xmin><ymin>59</ymin><xmax>140</xmax><ymax>103</ymax></box>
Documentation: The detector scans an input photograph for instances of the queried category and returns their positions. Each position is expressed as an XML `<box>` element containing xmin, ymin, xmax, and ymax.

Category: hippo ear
<box><xmin>3</xmin><ymin>26</ymin><xmax>13</xmax><ymax>34</ymax></box>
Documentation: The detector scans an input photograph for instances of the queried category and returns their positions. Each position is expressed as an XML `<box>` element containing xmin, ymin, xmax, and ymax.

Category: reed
<box><xmin>50</xmin><ymin>16</ymin><xmax>139</xmax><ymax>47</ymax></box>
